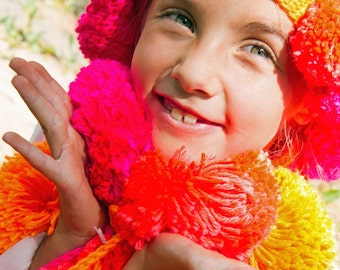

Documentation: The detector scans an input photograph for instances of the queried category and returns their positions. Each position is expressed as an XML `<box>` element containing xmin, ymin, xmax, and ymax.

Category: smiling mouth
<box><xmin>161</xmin><ymin>97</ymin><xmax>221</xmax><ymax>126</ymax></box>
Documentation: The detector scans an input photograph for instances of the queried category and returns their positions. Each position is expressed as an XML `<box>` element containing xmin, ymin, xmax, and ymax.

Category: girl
<box><xmin>1</xmin><ymin>0</ymin><xmax>339</xmax><ymax>269</ymax></box>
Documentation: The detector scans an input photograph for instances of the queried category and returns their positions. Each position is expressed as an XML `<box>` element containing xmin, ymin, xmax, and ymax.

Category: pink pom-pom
<box><xmin>76</xmin><ymin>0</ymin><xmax>150</xmax><ymax>65</ymax></box>
<box><xmin>291</xmin><ymin>90</ymin><xmax>340</xmax><ymax>180</ymax></box>
<box><xmin>69</xmin><ymin>60</ymin><xmax>151</xmax><ymax>204</ymax></box>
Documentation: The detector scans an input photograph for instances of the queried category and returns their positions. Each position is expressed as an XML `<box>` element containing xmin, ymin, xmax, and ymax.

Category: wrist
<box><xmin>29</xmin><ymin>229</ymin><xmax>92</xmax><ymax>270</ymax></box>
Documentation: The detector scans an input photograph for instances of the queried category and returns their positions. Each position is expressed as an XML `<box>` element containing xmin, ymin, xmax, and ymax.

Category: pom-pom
<box><xmin>0</xmin><ymin>142</ymin><xmax>59</xmax><ymax>254</ymax></box>
<box><xmin>69</xmin><ymin>60</ymin><xmax>151</xmax><ymax>205</ymax></box>
<box><xmin>250</xmin><ymin>167</ymin><xmax>336</xmax><ymax>269</ymax></box>
<box><xmin>76</xmin><ymin>0</ymin><xmax>150</xmax><ymax>65</ymax></box>
<box><xmin>43</xmin><ymin>155</ymin><xmax>335</xmax><ymax>270</ymax></box>
<box><xmin>274</xmin><ymin>0</ymin><xmax>313</xmax><ymax>23</ymax></box>
<box><xmin>290</xmin><ymin>86</ymin><xmax>340</xmax><ymax>180</ymax></box>
<box><xmin>290</xmin><ymin>0</ymin><xmax>340</xmax><ymax>88</ymax></box>
<box><xmin>111</xmin><ymin>149</ymin><xmax>279</xmax><ymax>262</ymax></box>
<box><xmin>45</xmin><ymin>149</ymin><xmax>279</xmax><ymax>269</ymax></box>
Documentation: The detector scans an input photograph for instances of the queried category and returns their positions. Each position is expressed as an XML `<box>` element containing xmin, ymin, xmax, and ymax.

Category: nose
<box><xmin>171</xmin><ymin>43</ymin><xmax>222</xmax><ymax>97</ymax></box>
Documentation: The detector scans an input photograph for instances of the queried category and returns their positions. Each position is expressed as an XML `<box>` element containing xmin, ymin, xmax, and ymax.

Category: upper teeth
<box><xmin>170</xmin><ymin>108</ymin><xmax>198</xmax><ymax>125</ymax></box>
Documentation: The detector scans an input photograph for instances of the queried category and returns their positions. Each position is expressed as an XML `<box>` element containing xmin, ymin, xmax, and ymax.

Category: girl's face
<box><xmin>131</xmin><ymin>0</ymin><xmax>295</xmax><ymax>160</ymax></box>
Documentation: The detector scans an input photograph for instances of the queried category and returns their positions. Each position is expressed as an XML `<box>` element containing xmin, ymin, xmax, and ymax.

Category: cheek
<box><xmin>131</xmin><ymin>39</ymin><xmax>162</xmax><ymax>97</ymax></box>
<box><xmin>131</xmin><ymin>26</ymin><xmax>182</xmax><ymax>83</ymax></box>
<box><xmin>233</xmin><ymin>82</ymin><xmax>286</xmax><ymax>139</ymax></box>
<box><xmin>131</xmin><ymin>43</ymin><xmax>151</xmax><ymax>100</ymax></box>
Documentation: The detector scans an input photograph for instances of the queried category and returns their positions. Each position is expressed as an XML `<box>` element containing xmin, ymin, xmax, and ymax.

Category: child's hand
<box><xmin>3</xmin><ymin>58</ymin><xmax>108</xmax><ymax>268</ymax></box>
<box><xmin>124</xmin><ymin>233</ymin><xmax>255</xmax><ymax>270</ymax></box>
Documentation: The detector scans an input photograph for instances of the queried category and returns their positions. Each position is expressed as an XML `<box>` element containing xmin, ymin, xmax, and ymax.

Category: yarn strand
<box><xmin>69</xmin><ymin>234</ymin><xmax>122</xmax><ymax>270</ymax></box>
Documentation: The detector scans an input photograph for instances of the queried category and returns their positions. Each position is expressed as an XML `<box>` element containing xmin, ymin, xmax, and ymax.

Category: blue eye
<box><xmin>167</xmin><ymin>13</ymin><xmax>194</xmax><ymax>32</ymax></box>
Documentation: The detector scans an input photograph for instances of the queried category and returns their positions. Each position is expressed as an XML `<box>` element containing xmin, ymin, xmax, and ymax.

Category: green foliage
<box><xmin>322</xmin><ymin>189</ymin><xmax>340</xmax><ymax>204</ymax></box>
<box><xmin>0</xmin><ymin>0</ymin><xmax>50</xmax><ymax>53</ymax></box>
<box><xmin>0</xmin><ymin>0</ymin><xmax>87</xmax><ymax>68</ymax></box>
<box><xmin>45</xmin><ymin>0</ymin><xmax>88</xmax><ymax>16</ymax></box>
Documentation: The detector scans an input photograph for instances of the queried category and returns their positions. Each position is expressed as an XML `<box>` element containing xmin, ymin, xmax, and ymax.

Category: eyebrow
<box><xmin>163</xmin><ymin>0</ymin><xmax>195</xmax><ymax>7</ymax></box>
<box><xmin>240</xmin><ymin>22</ymin><xmax>288</xmax><ymax>42</ymax></box>
<box><xmin>163</xmin><ymin>0</ymin><xmax>203</xmax><ymax>13</ymax></box>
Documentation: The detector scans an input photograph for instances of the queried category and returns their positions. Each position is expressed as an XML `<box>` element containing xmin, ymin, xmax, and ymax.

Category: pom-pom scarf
<box><xmin>0</xmin><ymin>60</ymin><xmax>336</xmax><ymax>269</ymax></box>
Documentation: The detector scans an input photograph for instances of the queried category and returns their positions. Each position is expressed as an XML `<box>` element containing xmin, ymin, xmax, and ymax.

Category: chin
<box><xmin>152</xmin><ymin>135</ymin><xmax>218</xmax><ymax>161</ymax></box>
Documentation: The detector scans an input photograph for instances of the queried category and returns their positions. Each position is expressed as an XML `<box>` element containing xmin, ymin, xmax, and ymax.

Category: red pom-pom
<box><xmin>110</xmin><ymin>150</ymin><xmax>279</xmax><ymax>262</ymax></box>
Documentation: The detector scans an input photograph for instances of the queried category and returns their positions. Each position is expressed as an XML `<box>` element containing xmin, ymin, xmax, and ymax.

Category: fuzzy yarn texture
<box><xmin>250</xmin><ymin>167</ymin><xmax>335</xmax><ymax>269</ymax></box>
<box><xmin>76</xmin><ymin>0</ymin><xmax>340</xmax><ymax>180</ymax></box>
<box><xmin>0</xmin><ymin>60</ymin><xmax>335</xmax><ymax>269</ymax></box>
<box><xmin>69</xmin><ymin>60</ymin><xmax>151</xmax><ymax>205</ymax></box>
<box><xmin>287</xmin><ymin>0</ymin><xmax>340</xmax><ymax>180</ymax></box>
<box><xmin>110</xmin><ymin>149</ymin><xmax>278</xmax><ymax>260</ymax></box>
<box><xmin>76</xmin><ymin>0</ymin><xmax>150</xmax><ymax>66</ymax></box>
<box><xmin>0</xmin><ymin>142</ymin><xmax>59</xmax><ymax>254</ymax></box>
<box><xmin>275</xmin><ymin>0</ymin><xmax>314</xmax><ymax>23</ymax></box>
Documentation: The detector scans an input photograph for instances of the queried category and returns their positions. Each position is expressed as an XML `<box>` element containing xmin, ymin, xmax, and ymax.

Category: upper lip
<box><xmin>156</xmin><ymin>92</ymin><xmax>225</xmax><ymax>127</ymax></box>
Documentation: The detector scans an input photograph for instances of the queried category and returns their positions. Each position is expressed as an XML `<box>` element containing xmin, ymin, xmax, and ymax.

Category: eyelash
<box><xmin>160</xmin><ymin>9</ymin><xmax>195</xmax><ymax>32</ymax></box>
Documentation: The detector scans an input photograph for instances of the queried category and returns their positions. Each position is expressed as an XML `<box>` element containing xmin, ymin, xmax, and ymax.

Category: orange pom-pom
<box><xmin>0</xmin><ymin>142</ymin><xmax>59</xmax><ymax>254</ymax></box>
<box><xmin>290</xmin><ymin>0</ymin><xmax>340</xmax><ymax>88</ymax></box>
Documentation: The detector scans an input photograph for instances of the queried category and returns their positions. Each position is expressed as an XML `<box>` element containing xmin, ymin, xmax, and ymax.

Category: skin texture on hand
<box><xmin>3</xmin><ymin>58</ymin><xmax>108</xmax><ymax>269</ymax></box>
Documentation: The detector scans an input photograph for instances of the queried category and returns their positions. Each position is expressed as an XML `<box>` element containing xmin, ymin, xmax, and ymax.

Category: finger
<box><xmin>10</xmin><ymin>74</ymin><xmax>68</xmax><ymax>158</ymax></box>
<box><xmin>29</xmin><ymin>60</ymin><xmax>72</xmax><ymax>118</ymax></box>
<box><xmin>2</xmin><ymin>132</ymin><xmax>62</xmax><ymax>184</ymax></box>
<box><xmin>11</xmin><ymin>74</ymin><xmax>58</xmax><ymax>122</ymax></box>
<box><xmin>9</xmin><ymin>58</ymin><xmax>72</xmax><ymax>120</ymax></box>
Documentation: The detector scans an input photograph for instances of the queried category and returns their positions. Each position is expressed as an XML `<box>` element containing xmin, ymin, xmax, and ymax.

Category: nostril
<box><xmin>170</xmin><ymin>61</ymin><xmax>220</xmax><ymax>98</ymax></box>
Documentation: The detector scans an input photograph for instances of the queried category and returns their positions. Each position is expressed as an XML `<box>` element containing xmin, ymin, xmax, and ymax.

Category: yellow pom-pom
<box><xmin>250</xmin><ymin>167</ymin><xmax>336</xmax><ymax>269</ymax></box>
<box><xmin>274</xmin><ymin>0</ymin><xmax>314</xmax><ymax>23</ymax></box>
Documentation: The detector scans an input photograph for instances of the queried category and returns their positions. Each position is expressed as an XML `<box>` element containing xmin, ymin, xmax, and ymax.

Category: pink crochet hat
<box><xmin>75</xmin><ymin>0</ymin><xmax>340</xmax><ymax>180</ymax></box>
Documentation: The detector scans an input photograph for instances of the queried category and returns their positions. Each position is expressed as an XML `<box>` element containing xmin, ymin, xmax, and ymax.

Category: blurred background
<box><xmin>0</xmin><ymin>0</ymin><xmax>87</xmax><ymax>160</ymax></box>
<box><xmin>0</xmin><ymin>0</ymin><xmax>339</xmax><ymax>268</ymax></box>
